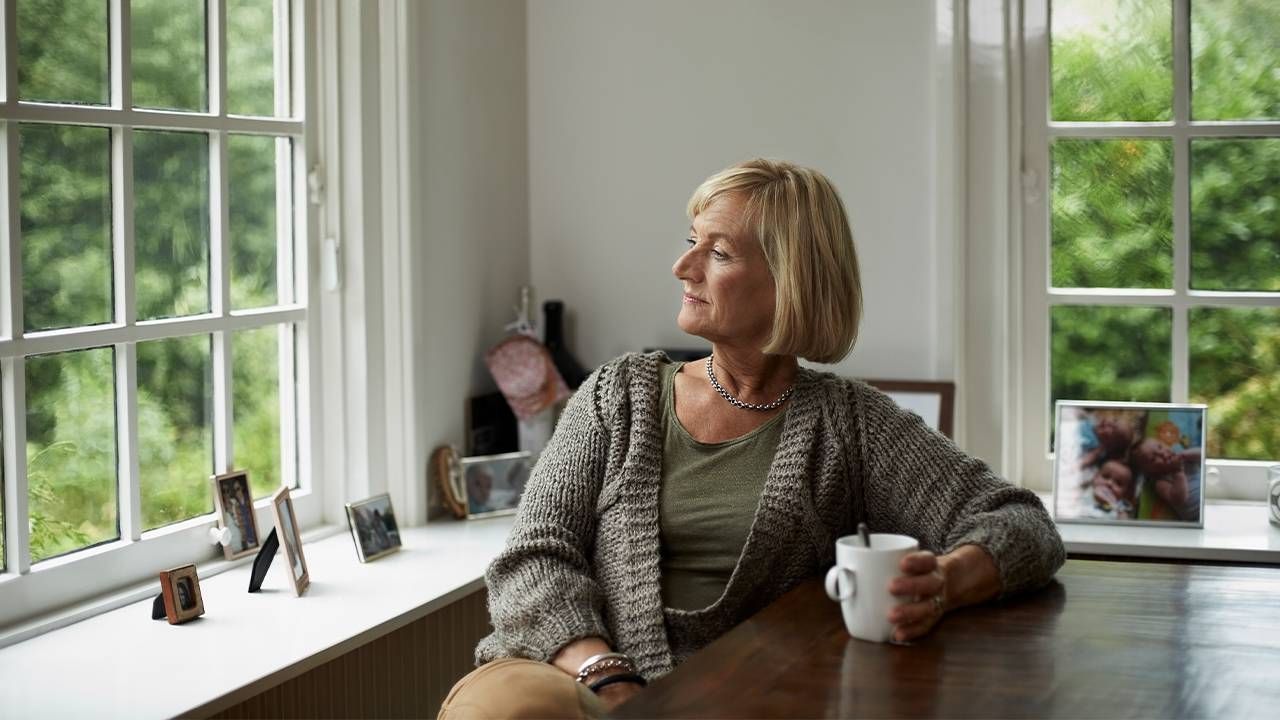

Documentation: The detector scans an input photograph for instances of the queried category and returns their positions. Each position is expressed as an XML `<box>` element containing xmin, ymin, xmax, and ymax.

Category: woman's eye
<box><xmin>711</xmin><ymin>248</ymin><xmax>728</xmax><ymax>260</ymax></box>
<box><xmin>684</xmin><ymin>237</ymin><xmax>696</xmax><ymax>247</ymax></box>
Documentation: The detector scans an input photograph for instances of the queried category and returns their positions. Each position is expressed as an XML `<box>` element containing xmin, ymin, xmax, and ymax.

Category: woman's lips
<box><xmin>683</xmin><ymin>293</ymin><xmax>707</xmax><ymax>304</ymax></box>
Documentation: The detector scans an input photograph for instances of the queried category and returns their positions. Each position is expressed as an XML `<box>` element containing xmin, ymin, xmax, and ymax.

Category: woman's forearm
<box><xmin>938</xmin><ymin>544</ymin><xmax>1001</xmax><ymax>611</ymax></box>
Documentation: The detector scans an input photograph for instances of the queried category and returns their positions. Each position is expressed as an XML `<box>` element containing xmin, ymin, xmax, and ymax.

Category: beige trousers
<box><xmin>438</xmin><ymin>658</ymin><xmax>608</xmax><ymax>720</ymax></box>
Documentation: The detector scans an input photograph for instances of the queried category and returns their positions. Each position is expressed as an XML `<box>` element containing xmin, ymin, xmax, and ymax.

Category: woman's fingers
<box><xmin>898</xmin><ymin>550</ymin><xmax>938</xmax><ymax>575</ymax></box>
<box><xmin>888</xmin><ymin>596</ymin><xmax>938</xmax><ymax>626</ymax></box>
<box><xmin>888</xmin><ymin>568</ymin><xmax>944</xmax><ymax>598</ymax></box>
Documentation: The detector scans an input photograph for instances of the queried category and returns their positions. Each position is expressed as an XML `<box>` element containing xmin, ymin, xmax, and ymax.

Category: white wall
<box><xmin>527</xmin><ymin>0</ymin><xmax>955</xmax><ymax>380</ymax></box>
<box><xmin>408</xmin><ymin>0</ymin><xmax>530</xmax><ymax>516</ymax></box>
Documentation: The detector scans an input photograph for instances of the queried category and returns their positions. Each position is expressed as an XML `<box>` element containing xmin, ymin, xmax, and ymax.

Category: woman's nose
<box><xmin>673</xmin><ymin>249</ymin><xmax>699</xmax><ymax>281</ymax></box>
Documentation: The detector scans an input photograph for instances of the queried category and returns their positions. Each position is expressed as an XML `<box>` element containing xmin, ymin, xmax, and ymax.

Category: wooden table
<box><xmin>615</xmin><ymin>559</ymin><xmax>1280</xmax><ymax>718</ymax></box>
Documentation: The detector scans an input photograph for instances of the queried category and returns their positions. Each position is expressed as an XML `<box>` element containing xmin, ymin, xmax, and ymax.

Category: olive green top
<box><xmin>658</xmin><ymin>361</ymin><xmax>787</xmax><ymax>611</ymax></box>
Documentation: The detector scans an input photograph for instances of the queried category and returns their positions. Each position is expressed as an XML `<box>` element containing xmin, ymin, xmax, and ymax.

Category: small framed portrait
<box><xmin>158</xmin><ymin>564</ymin><xmax>205</xmax><ymax>625</ymax></box>
<box><xmin>211</xmin><ymin>470</ymin><xmax>261</xmax><ymax>560</ymax></box>
<box><xmin>459</xmin><ymin>451</ymin><xmax>535</xmax><ymax>519</ymax></box>
<box><xmin>271</xmin><ymin>486</ymin><xmax>310</xmax><ymax>595</ymax></box>
<box><xmin>345</xmin><ymin>493</ymin><xmax>402</xmax><ymax>562</ymax></box>
<box><xmin>1053</xmin><ymin>401</ymin><xmax>1207</xmax><ymax>528</ymax></box>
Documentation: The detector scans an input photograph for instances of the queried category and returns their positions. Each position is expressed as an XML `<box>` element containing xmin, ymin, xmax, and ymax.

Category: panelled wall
<box><xmin>210</xmin><ymin>589</ymin><xmax>489</xmax><ymax>719</ymax></box>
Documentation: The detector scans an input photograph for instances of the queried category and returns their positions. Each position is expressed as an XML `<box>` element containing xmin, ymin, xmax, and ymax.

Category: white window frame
<box><xmin>1018</xmin><ymin>0</ymin><xmax>1280</xmax><ymax>498</ymax></box>
<box><xmin>0</xmin><ymin>0</ymin><xmax>324</xmax><ymax>631</ymax></box>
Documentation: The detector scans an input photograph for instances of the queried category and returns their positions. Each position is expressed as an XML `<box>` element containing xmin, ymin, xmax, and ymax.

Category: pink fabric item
<box><xmin>486</xmin><ymin>335</ymin><xmax>571</xmax><ymax>420</ymax></box>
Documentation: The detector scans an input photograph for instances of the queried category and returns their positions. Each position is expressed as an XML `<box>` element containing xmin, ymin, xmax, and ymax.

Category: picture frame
<box><xmin>345</xmin><ymin>493</ymin><xmax>402</xmax><ymax>562</ymax></box>
<box><xmin>1052</xmin><ymin>401</ymin><xmax>1207</xmax><ymax>528</ymax></box>
<box><xmin>211</xmin><ymin>470</ymin><xmax>261</xmax><ymax>560</ymax></box>
<box><xmin>459</xmin><ymin>451</ymin><xmax>536</xmax><ymax>519</ymax></box>
<box><xmin>270</xmin><ymin>486</ymin><xmax>310</xmax><ymax>595</ymax></box>
<box><xmin>158</xmin><ymin>564</ymin><xmax>205</xmax><ymax>624</ymax></box>
<box><xmin>862</xmin><ymin>379</ymin><xmax>956</xmax><ymax>439</ymax></box>
<box><xmin>432</xmin><ymin>444</ymin><xmax>467</xmax><ymax>519</ymax></box>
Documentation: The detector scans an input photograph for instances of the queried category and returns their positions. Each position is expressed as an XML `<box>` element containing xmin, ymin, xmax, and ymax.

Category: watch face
<box><xmin>1270</xmin><ymin>479</ymin><xmax>1280</xmax><ymax>523</ymax></box>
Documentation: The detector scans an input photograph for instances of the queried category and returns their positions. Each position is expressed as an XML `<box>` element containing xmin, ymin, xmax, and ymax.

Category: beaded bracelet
<box><xmin>575</xmin><ymin>652</ymin><xmax>637</xmax><ymax>683</ymax></box>
<box><xmin>588</xmin><ymin>672</ymin><xmax>647</xmax><ymax>694</ymax></box>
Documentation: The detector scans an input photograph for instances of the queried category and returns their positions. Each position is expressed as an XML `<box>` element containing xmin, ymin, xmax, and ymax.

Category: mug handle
<box><xmin>824</xmin><ymin>565</ymin><xmax>856</xmax><ymax>601</ymax></box>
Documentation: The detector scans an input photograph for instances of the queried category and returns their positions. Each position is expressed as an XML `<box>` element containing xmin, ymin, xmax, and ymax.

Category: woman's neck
<box><xmin>706</xmin><ymin>345</ymin><xmax>798</xmax><ymax>402</ymax></box>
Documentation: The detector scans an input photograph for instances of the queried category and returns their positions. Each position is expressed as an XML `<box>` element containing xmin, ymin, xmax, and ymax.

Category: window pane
<box><xmin>17</xmin><ymin>0</ymin><xmax>109</xmax><ymax>105</ymax></box>
<box><xmin>227</xmin><ymin>0</ymin><xmax>282</xmax><ymax>117</ymax></box>
<box><xmin>229</xmin><ymin>134</ymin><xmax>281</xmax><ymax>309</ymax></box>
<box><xmin>135</xmin><ymin>130</ymin><xmax>211</xmax><ymax>319</ymax></box>
<box><xmin>1190</xmin><ymin>139</ymin><xmax>1280</xmax><ymax>291</ymax></box>
<box><xmin>1051</xmin><ymin>305</ymin><xmax>1172</xmax><ymax>443</ymax></box>
<box><xmin>20</xmin><ymin>124</ymin><xmax>113</xmax><ymax>332</ymax></box>
<box><xmin>1190</xmin><ymin>307</ymin><xmax>1280</xmax><ymax>461</ymax></box>
<box><xmin>132</xmin><ymin>0</ymin><xmax>208</xmax><ymax>112</ymax></box>
<box><xmin>139</xmin><ymin>335</ymin><xmax>213</xmax><ymax>530</ymax></box>
<box><xmin>26</xmin><ymin>347</ymin><xmax>119</xmax><ymax>563</ymax></box>
<box><xmin>1052</xmin><ymin>139</ymin><xmax>1172</xmax><ymax>289</ymax></box>
<box><xmin>1191</xmin><ymin>0</ymin><xmax>1280</xmax><ymax>121</ymax></box>
<box><xmin>234</xmin><ymin>325</ymin><xmax>281</xmax><ymax>499</ymax></box>
<box><xmin>1051</xmin><ymin>0</ymin><xmax>1172</xmax><ymax>122</ymax></box>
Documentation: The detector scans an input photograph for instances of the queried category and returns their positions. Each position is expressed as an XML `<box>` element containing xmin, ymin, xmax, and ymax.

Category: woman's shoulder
<box><xmin>794</xmin><ymin>367</ymin><xmax>912</xmax><ymax>424</ymax></box>
<box><xmin>577</xmin><ymin>350</ymin><xmax>670</xmax><ymax>422</ymax></box>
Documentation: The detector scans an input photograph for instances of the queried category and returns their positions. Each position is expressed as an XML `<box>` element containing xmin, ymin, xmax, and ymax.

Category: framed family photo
<box><xmin>271</xmin><ymin>486</ymin><xmax>310</xmax><ymax>595</ymax></box>
<box><xmin>158</xmin><ymin>564</ymin><xmax>205</xmax><ymax>625</ymax></box>
<box><xmin>1053</xmin><ymin>401</ymin><xmax>1207</xmax><ymax>528</ymax></box>
<box><xmin>459</xmin><ymin>451</ymin><xmax>535</xmax><ymax>519</ymax></box>
<box><xmin>345</xmin><ymin>493</ymin><xmax>402</xmax><ymax>562</ymax></box>
<box><xmin>211</xmin><ymin>470</ymin><xmax>260</xmax><ymax>560</ymax></box>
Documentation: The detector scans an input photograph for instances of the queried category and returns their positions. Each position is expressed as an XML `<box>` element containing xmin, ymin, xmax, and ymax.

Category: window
<box><xmin>1020</xmin><ymin>0</ymin><xmax>1279</xmax><ymax>494</ymax></box>
<box><xmin>0</xmin><ymin>0</ymin><xmax>316</xmax><ymax>628</ymax></box>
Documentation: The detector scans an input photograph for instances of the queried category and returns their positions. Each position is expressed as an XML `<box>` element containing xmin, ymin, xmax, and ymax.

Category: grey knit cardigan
<box><xmin>476</xmin><ymin>352</ymin><xmax>1065</xmax><ymax>680</ymax></box>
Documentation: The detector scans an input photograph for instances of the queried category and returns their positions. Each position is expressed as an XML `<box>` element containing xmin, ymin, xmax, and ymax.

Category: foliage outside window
<box><xmin>1036</xmin><ymin>0</ymin><xmax>1278</xmax><ymax>475</ymax></box>
<box><xmin>0</xmin><ymin>0</ymin><xmax>302</xmax><ymax>570</ymax></box>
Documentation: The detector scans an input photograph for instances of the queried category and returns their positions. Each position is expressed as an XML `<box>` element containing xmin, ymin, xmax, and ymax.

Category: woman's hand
<box><xmin>887</xmin><ymin>550</ymin><xmax>947</xmax><ymax>643</ymax></box>
<box><xmin>887</xmin><ymin>544</ymin><xmax>1003</xmax><ymax>643</ymax></box>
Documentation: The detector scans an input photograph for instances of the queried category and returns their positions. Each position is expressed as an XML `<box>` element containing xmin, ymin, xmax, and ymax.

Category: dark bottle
<box><xmin>543</xmin><ymin>300</ymin><xmax>589</xmax><ymax>389</ymax></box>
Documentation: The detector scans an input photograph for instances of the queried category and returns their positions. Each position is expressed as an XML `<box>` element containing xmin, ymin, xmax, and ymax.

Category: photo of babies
<box><xmin>1053</xmin><ymin>402</ymin><xmax>1206</xmax><ymax>526</ymax></box>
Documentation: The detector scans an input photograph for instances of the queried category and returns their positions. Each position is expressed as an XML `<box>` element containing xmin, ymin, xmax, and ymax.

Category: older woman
<box><xmin>438</xmin><ymin>159</ymin><xmax>1065</xmax><ymax>719</ymax></box>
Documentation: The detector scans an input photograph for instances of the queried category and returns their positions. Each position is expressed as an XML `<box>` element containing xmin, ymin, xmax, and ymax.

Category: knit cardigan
<box><xmin>476</xmin><ymin>352</ymin><xmax>1065</xmax><ymax>680</ymax></box>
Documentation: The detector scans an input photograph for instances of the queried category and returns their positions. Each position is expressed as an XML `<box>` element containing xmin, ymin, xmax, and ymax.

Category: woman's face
<box><xmin>672</xmin><ymin>193</ymin><xmax>776</xmax><ymax>348</ymax></box>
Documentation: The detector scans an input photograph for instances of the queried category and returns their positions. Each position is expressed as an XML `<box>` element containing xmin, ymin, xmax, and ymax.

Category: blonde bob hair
<box><xmin>686</xmin><ymin>158</ymin><xmax>862</xmax><ymax>364</ymax></box>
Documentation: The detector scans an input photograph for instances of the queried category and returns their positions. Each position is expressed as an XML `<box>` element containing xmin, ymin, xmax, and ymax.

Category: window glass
<box><xmin>1191</xmin><ymin>0</ymin><xmax>1280</xmax><ymax>121</ymax></box>
<box><xmin>17</xmin><ymin>0</ymin><xmax>110</xmax><ymax>105</ymax></box>
<box><xmin>135</xmin><ymin>130</ymin><xmax>212</xmax><ymax>320</ymax></box>
<box><xmin>1190</xmin><ymin>139</ymin><xmax>1280</xmax><ymax>291</ymax></box>
<box><xmin>139</xmin><ymin>335</ymin><xmax>214</xmax><ymax>530</ymax></box>
<box><xmin>1051</xmin><ymin>305</ymin><xmax>1172</xmax><ymax>446</ymax></box>
<box><xmin>132</xmin><ymin>0</ymin><xmax>208</xmax><ymax>112</ymax></box>
<box><xmin>233</xmin><ymin>324</ymin><xmax>281</xmax><ymax>499</ymax></box>
<box><xmin>26</xmin><ymin>347</ymin><xmax>119</xmax><ymax>563</ymax></box>
<box><xmin>226</xmin><ymin>0</ymin><xmax>282</xmax><ymax>117</ymax></box>
<box><xmin>229</xmin><ymin>134</ymin><xmax>281</xmax><ymax>309</ymax></box>
<box><xmin>1051</xmin><ymin>0</ymin><xmax>1172</xmax><ymax>122</ymax></box>
<box><xmin>20</xmin><ymin>124</ymin><xmax>113</xmax><ymax>332</ymax></box>
<box><xmin>1052</xmin><ymin>138</ymin><xmax>1172</xmax><ymax>289</ymax></box>
<box><xmin>1190</xmin><ymin>308</ymin><xmax>1280</xmax><ymax>461</ymax></box>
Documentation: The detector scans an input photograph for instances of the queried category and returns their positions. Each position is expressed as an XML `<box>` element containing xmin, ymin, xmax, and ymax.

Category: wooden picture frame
<box><xmin>862</xmin><ymin>379</ymin><xmax>956</xmax><ymax>439</ymax></box>
<box><xmin>158</xmin><ymin>564</ymin><xmax>205</xmax><ymax>624</ymax></box>
<box><xmin>211</xmin><ymin>470</ymin><xmax>261</xmax><ymax>560</ymax></box>
<box><xmin>270</xmin><ymin>486</ymin><xmax>310</xmax><ymax>596</ymax></box>
<box><xmin>1052</xmin><ymin>401</ymin><xmax>1207</xmax><ymax>528</ymax></box>
<box><xmin>344</xmin><ymin>493</ymin><xmax>402</xmax><ymax>562</ymax></box>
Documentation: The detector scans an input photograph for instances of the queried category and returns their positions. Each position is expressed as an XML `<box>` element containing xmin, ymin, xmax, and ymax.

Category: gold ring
<box><xmin>932</xmin><ymin>594</ymin><xmax>944</xmax><ymax>614</ymax></box>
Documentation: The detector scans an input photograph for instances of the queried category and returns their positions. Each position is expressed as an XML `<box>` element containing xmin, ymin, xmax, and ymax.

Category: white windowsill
<box><xmin>1038</xmin><ymin>494</ymin><xmax>1280</xmax><ymax>564</ymax></box>
<box><xmin>0</xmin><ymin>516</ymin><xmax>515</xmax><ymax>720</ymax></box>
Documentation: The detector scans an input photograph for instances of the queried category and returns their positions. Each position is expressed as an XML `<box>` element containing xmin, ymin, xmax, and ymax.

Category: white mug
<box><xmin>824</xmin><ymin>533</ymin><xmax>919</xmax><ymax>642</ymax></box>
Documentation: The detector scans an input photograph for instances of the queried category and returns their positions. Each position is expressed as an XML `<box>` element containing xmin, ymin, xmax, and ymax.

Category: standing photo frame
<box><xmin>157</xmin><ymin>564</ymin><xmax>205</xmax><ymax>624</ymax></box>
<box><xmin>459</xmin><ymin>451</ymin><xmax>535</xmax><ymax>519</ymax></box>
<box><xmin>1053</xmin><ymin>401</ymin><xmax>1207</xmax><ymax>528</ymax></box>
<box><xmin>271</xmin><ymin>486</ymin><xmax>310</xmax><ymax>595</ymax></box>
<box><xmin>345</xmin><ymin>493</ymin><xmax>402</xmax><ymax>562</ymax></box>
<box><xmin>211</xmin><ymin>470</ymin><xmax>260</xmax><ymax>560</ymax></box>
